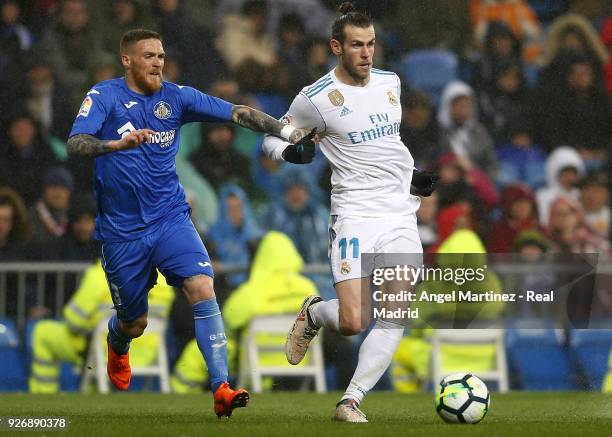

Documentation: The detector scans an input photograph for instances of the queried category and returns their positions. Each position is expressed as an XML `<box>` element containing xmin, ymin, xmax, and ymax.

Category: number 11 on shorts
<box><xmin>339</xmin><ymin>237</ymin><xmax>359</xmax><ymax>259</ymax></box>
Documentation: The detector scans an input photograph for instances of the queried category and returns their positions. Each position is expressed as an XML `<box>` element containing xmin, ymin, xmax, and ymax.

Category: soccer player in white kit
<box><xmin>262</xmin><ymin>2</ymin><xmax>437</xmax><ymax>422</ymax></box>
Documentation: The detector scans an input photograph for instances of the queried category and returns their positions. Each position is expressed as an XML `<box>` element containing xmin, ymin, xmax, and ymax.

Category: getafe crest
<box><xmin>154</xmin><ymin>101</ymin><xmax>172</xmax><ymax>119</ymax></box>
<box><xmin>387</xmin><ymin>90</ymin><xmax>398</xmax><ymax>106</ymax></box>
<box><xmin>341</xmin><ymin>261</ymin><xmax>351</xmax><ymax>275</ymax></box>
<box><xmin>328</xmin><ymin>89</ymin><xmax>344</xmax><ymax>106</ymax></box>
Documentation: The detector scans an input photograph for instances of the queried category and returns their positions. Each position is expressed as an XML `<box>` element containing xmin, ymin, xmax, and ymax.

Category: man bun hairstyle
<box><xmin>120</xmin><ymin>28</ymin><xmax>162</xmax><ymax>54</ymax></box>
<box><xmin>331</xmin><ymin>2</ymin><xmax>372</xmax><ymax>44</ymax></box>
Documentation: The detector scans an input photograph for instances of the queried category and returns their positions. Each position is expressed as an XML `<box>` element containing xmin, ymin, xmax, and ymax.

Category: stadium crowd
<box><xmin>1</xmin><ymin>0</ymin><xmax>612</xmax><ymax>390</ymax></box>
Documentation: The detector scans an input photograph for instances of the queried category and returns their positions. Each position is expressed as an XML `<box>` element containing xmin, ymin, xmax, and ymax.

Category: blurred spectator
<box><xmin>215</xmin><ymin>0</ymin><xmax>334</xmax><ymax>42</ymax></box>
<box><xmin>539</xmin><ymin>13</ymin><xmax>609</xmax><ymax>76</ymax></box>
<box><xmin>536</xmin><ymin>50</ymin><xmax>611</xmax><ymax>152</ymax></box>
<box><xmin>435</xmin><ymin>152</ymin><xmax>499</xmax><ymax>211</ymax></box>
<box><xmin>264</xmin><ymin>168</ymin><xmax>328</xmax><ymax>264</ymax></box>
<box><xmin>305</xmin><ymin>38</ymin><xmax>331</xmax><ymax>84</ymax></box>
<box><xmin>488</xmin><ymin>184</ymin><xmax>540</xmax><ymax>253</ymax></box>
<box><xmin>0</xmin><ymin>0</ymin><xmax>32</xmax><ymax>94</ymax></box>
<box><xmin>477</xmin><ymin>58</ymin><xmax>532</xmax><ymax>144</ymax></box>
<box><xmin>38</xmin><ymin>0</ymin><xmax>102</xmax><ymax>96</ymax></box>
<box><xmin>471</xmin><ymin>21</ymin><xmax>523</xmax><ymax>93</ymax></box>
<box><xmin>190</xmin><ymin>124</ymin><xmax>251</xmax><ymax>191</ymax></box>
<box><xmin>263</xmin><ymin>167</ymin><xmax>333</xmax><ymax>298</ymax></box>
<box><xmin>29</xmin><ymin>166</ymin><xmax>73</xmax><ymax>246</ymax></box>
<box><xmin>429</xmin><ymin>203</ymin><xmax>477</xmax><ymax>252</ymax></box>
<box><xmin>23</xmin><ymin>57</ymin><xmax>74</xmax><ymax>139</ymax></box>
<box><xmin>277</xmin><ymin>13</ymin><xmax>309</xmax><ymax>97</ymax></box>
<box><xmin>0</xmin><ymin>186</ymin><xmax>33</xmax><ymax>260</ymax></box>
<box><xmin>0</xmin><ymin>114</ymin><xmax>58</xmax><ymax>205</ymax></box>
<box><xmin>252</xmin><ymin>139</ymin><xmax>285</xmax><ymax>201</ymax></box>
<box><xmin>153</xmin><ymin>0</ymin><xmax>223</xmax><ymax>89</ymax></box>
<box><xmin>601</xmin><ymin>16</ymin><xmax>612</xmax><ymax>96</ymax></box>
<box><xmin>56</xmin><ymin>193</ymin><xmax>99</xmax><ymax>262</ymax></box>
<box><xmin>496</xmin><ymin>117</ymin><xmax>547</xmax><ymax>189</ymax></box>
<box><xmin>100</xmin><ymin>0</ymin><xmax>157</xmax><ymax>56</ymax></box>
<box><xmin>384</xmin><ymin>0</ymin><xmax>472</xmax><ymax>55</ymax></box>
<box><xmin>400</xmin><ymin>89</ymin><xmax>445</xmax><ymax>169</ymax></box>
<box><xmin>546</xmin><ymin>195</ymin><xmax>609</xmax><ymax>254</ymax></box>
<box><xmin>579</xmin><ymin>171</ymin><xmax>610</xmax><ymax>240</ymax></box>
<box><xmin>206</xmin><ymin>185</ymin><xmax>262</xmax><ymax>294</ymax></box>
<box><xmin>536</xmin><ymin>146</ymin><xmax>585</xmax><ymax>226</ymax></box>
<box><xmin>89</xmin><ymin>52</ymin><xmax>120</xmax><ymax>84</ymax></box>
<box><xmin>215</xmin><ymin>0</ymin><xmax>277</xmax><ymax>71</ymax></box>
<box><xmin>511</xmin><ymin>229</ymin><xmax>555</xmax><ymax>316</ymax></box>
<box><xmin>437</xmin><ymin>81</ymin><xmax>497</xmax><ymax>178</ymax></box>
<box><xmin>235</xmin><ymin>59</ymin><xmax>289</xmax><ymax>119</ymax></box>
<box><xmin>1</xmin><ymin>0</ymin><xmax>33</xmax><ymax>54</ymax></box>
<box><xmin>470</xmin><ymin>0</ymin><xmax>542</xmax><ymax>63</ymax></box>
<box><xmin>416</xmin><ymin>192</ymin><xmax>438</xmax><ymax>252</ymax></box>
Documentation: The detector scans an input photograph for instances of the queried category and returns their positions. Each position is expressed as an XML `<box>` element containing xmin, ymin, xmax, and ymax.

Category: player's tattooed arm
<box><xmin>231</xmin><ymin>105</ymin><xmax>309</xmax><ymax>143</ymax></box>
<box><xmin>67</xmin><ymin>129</ymin><xmax>155</xmax><ymax>157</ymax></box>
<box><xmin>67</xmin><ymin>134</ymin><xmax>115</xmax><ymax>157</ymax></box>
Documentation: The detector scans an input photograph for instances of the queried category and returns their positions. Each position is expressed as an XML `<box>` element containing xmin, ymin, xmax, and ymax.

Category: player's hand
<box><xmin>411</xmin><ymin>169</ymin><xmax>439</xmax><ymax>197</ymax></box>
<box><xmin>112</xmin><ymin>129</ymin><xmax>156</xmax><ymax>151</ymax></box>
<box><xmin>282</xmin><ymin>128</ymin><xmax>316</xmax><ymax>164</ymax></box>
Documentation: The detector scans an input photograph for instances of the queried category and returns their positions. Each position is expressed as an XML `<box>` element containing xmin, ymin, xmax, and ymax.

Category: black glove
<box><xmin>282</xmin><ymin>128</ymin><xmax>316</xmax><ymax>164</ymax></box>
<box><xmin>411</xmin><ymin>169</ymin><xmax>439</xmax><ymax>197</ymax></box>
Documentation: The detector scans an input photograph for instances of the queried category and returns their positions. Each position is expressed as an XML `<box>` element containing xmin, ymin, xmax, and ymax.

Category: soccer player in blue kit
<box><xmin>67</xmin><ymin>29</ymin><xmax>314</xmax><ymax>417</ymax></box>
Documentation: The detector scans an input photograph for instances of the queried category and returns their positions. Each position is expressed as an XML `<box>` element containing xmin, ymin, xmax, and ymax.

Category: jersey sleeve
<box><xmin>68</xmin><ymin>89</ymin><xmax>109</xmax><ymax>138</ymax></box>
<box><xmin>262</xmin><ymin>92</ymin><xmax>326</xmax><ymax>161</ymax></box>
<box><xmin>179</xmin><ymin>86</ymin><xmax>233</xmax><ymax>124</ymax></box>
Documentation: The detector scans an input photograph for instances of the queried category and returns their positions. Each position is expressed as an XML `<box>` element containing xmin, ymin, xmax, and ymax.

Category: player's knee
<box><xmin>339</xmin><ymin>318</ymin><xmax>365</xmax><ymax>336</ymax></box>
<box><xmin>182</xmin><ymin>275</ymin><xmax>215</xmax><ymax>304</ymax></box>
<box><xmin>121</xmin><ymin>316</ymin><xmax>148</xmax><ymax>338</ymax></box>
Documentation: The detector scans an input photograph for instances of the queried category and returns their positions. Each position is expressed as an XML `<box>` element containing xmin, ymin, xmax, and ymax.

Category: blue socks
<box><xmin>108</xmin><ymin>314</ymin><xmax>131</xmax><ymax>355</ymax></box>
<box><xmin>193</xmin><ymin>298</ymin><xmax>228</xmax><ymax>393</ymax></box>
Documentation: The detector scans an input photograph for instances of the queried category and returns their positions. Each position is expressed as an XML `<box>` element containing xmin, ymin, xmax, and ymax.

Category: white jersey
<box><xmin>263</xmin><ymin>68</ymin><xmax>420</xmax><ymax>217</ymax></box>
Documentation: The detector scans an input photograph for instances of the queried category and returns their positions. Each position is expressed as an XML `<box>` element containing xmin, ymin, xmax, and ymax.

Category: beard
<box><xmin>133</xmin><ymin>69</ymin><xmax>163</xmax><ymax>94</ymax></box>
<box><xmin>342</xmin><ymin>57</ymin><xmax>370</xmax><ymax>82</ymax></box>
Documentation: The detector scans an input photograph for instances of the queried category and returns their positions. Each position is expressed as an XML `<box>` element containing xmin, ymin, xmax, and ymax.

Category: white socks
<box><xmin>308</xmin><ymin>299</ymin><xmax>340</xmax><ymax>332</ymax></box>
<box><xmin>342</xmin><ymin>319</ymin><xmax>404</xmax><ymax>405</ymax></box>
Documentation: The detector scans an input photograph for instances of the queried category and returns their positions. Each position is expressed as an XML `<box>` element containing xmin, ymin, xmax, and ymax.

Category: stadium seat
<box><xmin>80</xmin><ymin>312</ymin><xmax>171</xmax><ymax>393</ymax></box>
<box><xmin>0</xmin><ymin>318</ymin><xmax>28</xmax><ymax>391</ymax></box>
<box><xmin>569</xmin><ymin>325</ymin><xmax>612</xmax><ymax>390</ymax></box>
<box><xmin>431</xmin><ymin>329</ymin><xmax>509</xmax><ymax>392</ymax></box>
<box><xmin>506</xmin><ymin>319</ymin><xmax>575</xmax><ymax>390</ymax></box>
<box><xmin>237</xmin><ymin>315</ymin><xmax>326</xmax><ymax>393</ymax></box>
<box><xmin>399</xmin><ymin>49</ymin><xmax>458</xmax><ymax>105</ymax></box>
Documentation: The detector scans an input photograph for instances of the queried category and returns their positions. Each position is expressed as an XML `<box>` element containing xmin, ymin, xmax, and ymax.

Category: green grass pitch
<box><xmin>1</xmin><ymin>392</ymin><xmax>610</xmax><ymax>436</ymax></box>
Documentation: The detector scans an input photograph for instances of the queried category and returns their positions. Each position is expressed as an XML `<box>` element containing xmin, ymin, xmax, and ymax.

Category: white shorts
<box><xmin>328</xmin><ymin>214</ymin><xmax>423</xmax><ymax>284</ymax></box>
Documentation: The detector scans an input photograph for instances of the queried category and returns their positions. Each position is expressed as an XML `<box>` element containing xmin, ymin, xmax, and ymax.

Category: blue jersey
<box><xmin>69</xmin><ymin>77</ymin><xmax>232</xmax><ymax>242</ymax></box>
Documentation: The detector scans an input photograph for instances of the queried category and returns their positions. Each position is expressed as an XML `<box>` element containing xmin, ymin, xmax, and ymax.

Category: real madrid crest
<box><xmin>341</xmin><ymin>261</ymin><xmax>351</xmax><ymax>275</ymax></box>
<box><xmin>387</xmin><ymin>90</ymin><xmax>398</xmax><ymax>106</ymax></box>
<box><xmin>328</xmin><ymin>89</ymin><xmax>344</xmax><ymax>107</ymax></box>
<box><xmin>154</xmin><ymin>101</ymin><xmax>172</xmax><ymax>119</ymax></box>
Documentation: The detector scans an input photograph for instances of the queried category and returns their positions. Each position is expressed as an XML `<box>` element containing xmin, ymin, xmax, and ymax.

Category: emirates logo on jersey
<box><xmin>153</xmin><ymin>101</ymin><xmax>172</xmax><ymax>119</ymax></box>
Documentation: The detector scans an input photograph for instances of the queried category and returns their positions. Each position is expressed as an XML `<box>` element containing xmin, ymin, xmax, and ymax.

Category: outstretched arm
<box><xmin>231</xmin><ymin>105</ymin><xmax>309</xmax><ymax>144</ymax></box>
<box><xmin>67</xmin><ymin>129</ymin><xmax>155</xmax><ymax>157</ymax></box>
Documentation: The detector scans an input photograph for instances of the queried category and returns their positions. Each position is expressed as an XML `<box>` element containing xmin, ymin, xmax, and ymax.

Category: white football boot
<box><xmin>285</xmin><ymin>295</ymin><xmax>322</xmax><ymax>365</ymax></box>
<box><xmin>333</xmin><ymin>399</ymin><xmax>368</xmax><ymax>423</ymax></box>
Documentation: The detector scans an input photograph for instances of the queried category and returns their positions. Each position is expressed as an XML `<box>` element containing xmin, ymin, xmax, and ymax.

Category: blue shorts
<box><xmin>101</xmin><ymin>210</ymin><xmax>213</xmax><ymax>321</ymax></box>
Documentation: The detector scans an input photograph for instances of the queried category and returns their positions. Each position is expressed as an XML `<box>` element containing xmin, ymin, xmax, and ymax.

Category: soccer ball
<box><xmin>435</xmin><ymin>372</ymin><xmax>490</xmax><ymax>424</ymax></box>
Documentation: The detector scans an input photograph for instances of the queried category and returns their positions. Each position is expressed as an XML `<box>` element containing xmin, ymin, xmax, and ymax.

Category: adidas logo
<box><xmin>340</xmin><ymin>106</ymin><xmax>352</xmax><ymax>117</ymax></box>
